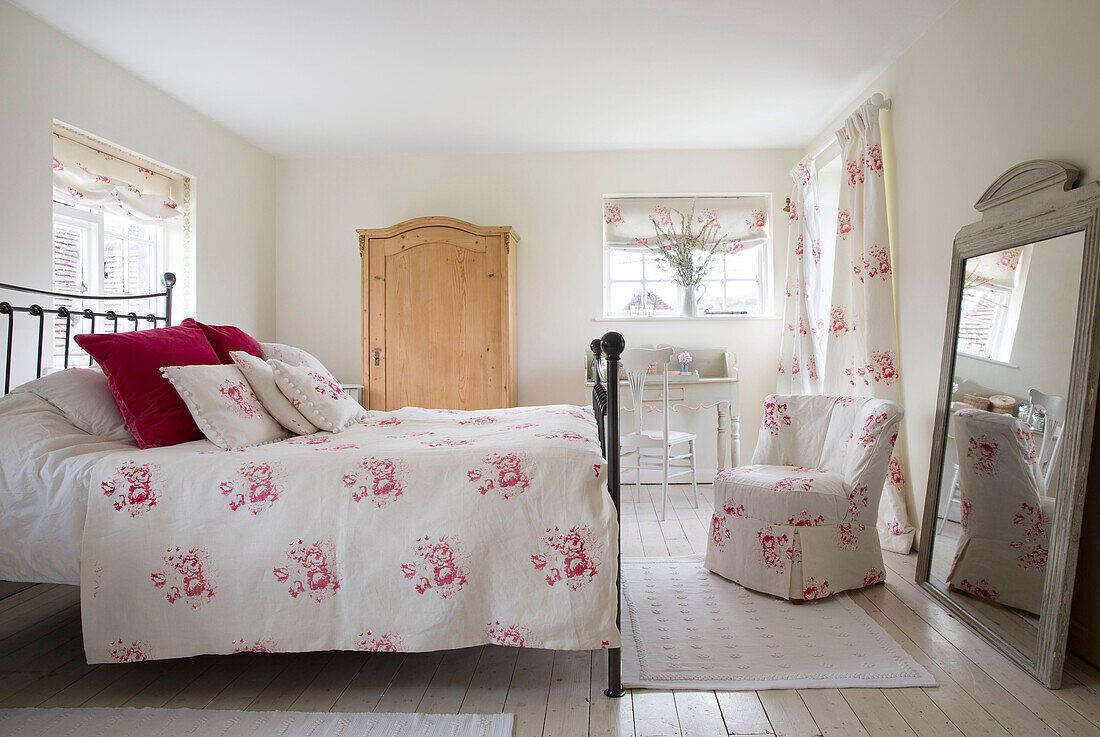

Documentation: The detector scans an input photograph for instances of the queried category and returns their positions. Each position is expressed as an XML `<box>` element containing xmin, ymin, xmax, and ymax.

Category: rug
<box><xmin>622</xmin><ymin>555</ymin><xmax>936</xmax><ymax>690</ymax></box>
<box><xmin>0</xmin><ymin>708</ymin><xmax>513</xmax><ymax>737</ymax></box>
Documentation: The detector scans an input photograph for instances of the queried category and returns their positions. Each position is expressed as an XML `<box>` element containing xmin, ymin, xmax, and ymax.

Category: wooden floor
<box><xmin>2</xmin><ymin>483</ymin><xmax>1099</xmax><ymax>737</ymax></box>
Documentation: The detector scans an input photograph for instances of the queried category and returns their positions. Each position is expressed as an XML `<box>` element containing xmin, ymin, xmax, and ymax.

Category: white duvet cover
<box><xmin>0</xmin><ymin>391</ymin><xmax>136</xmax><ymax>585</ymax></box>
<box><xmin>79</xmin><ymin>405</ymin><xmax>618</xmax><ymax>663</ymax></box>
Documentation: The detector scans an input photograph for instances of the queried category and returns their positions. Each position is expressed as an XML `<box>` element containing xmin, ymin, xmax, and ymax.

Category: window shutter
<box><xmin>52</xmin><ymin>219</ymin><xmax>88</xmax><ymax>359</ymax></box>
<box><xmin>52</xmin><ymin>220</ymin><xmax>84</xmax><ymax>290</ymax></box>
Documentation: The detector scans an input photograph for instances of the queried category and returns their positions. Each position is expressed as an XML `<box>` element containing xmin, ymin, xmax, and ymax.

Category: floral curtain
<box><xmin>777</xmin><ymin>157</ymin><xmax>826</xmax><ymax>394</ymax></box>
<box><xmin>823</xmin><ymin>97</ymin><xmax>915</xmax><ymax>553</ymax></box>
<box><xmin>53</xmin><ymin>134</ymin><xmax>182</xmax><ymax>221</ymax></box>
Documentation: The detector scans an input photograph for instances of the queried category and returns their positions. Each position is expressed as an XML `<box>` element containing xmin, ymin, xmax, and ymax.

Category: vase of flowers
<box><xmin>678</xmin><ymin>351</ymin><xmax>693</xmax><ymax>374</ymax></box>
<box><xmin>646</xmin><ymin>202</ymin><xmax>735</xmax><ymax>317</ymax></box>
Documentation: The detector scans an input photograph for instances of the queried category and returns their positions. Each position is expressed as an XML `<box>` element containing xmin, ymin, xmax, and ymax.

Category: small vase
<box><xmin>680</xmin><ymin>362</ymin><xmax>690</xmax><ymax>373</ymax></box>
<box><xmin>681</xmin><ymin>288</ymin><xmax>698</xmax><ymax>317</ymax></box>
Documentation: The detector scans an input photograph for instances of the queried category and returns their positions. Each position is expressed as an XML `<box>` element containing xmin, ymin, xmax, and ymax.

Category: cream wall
<box><xmin>803</xmin><ymin>0</ymin><xmax>1100</xmax><ymax>545</ymax></box>
<box><xmin>0</xmin><ymin>0</ymin><xmax>276</xmax><ymax>339</ymax></box>
<box><xmin>275</xmin><ymin>149</ymin><xmax>797</xmax><ymax>459</ymax></box>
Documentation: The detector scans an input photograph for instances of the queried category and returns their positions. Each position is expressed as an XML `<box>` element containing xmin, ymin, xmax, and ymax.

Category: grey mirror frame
<box><xmin>916</xmin><ymin>160</ymin><xmax>1100</xmax><ymax>688</ymax></box>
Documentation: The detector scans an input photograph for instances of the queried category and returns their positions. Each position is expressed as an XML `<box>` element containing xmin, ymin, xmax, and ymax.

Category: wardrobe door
<box><xmin>365</xmin><ymin>224</ymin><xmax>506</xmax><ymax>410</ymax></box>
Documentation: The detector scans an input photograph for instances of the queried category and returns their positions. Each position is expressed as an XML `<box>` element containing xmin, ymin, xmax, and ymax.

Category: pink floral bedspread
<box><xmin>80</xmin><ymin>405</ymin><xmax>618</xmax><ymax>663</ymax></box>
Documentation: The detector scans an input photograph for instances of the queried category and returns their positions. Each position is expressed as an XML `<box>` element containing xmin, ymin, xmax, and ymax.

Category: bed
<box><xmin>0</xmin><ymin>274</ymin><xmax>628</xmax><ymax>696</ymax></box>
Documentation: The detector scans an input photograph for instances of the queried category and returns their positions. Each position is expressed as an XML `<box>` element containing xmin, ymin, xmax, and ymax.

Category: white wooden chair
<box><xmin>1029</xmin><ymin>388</ymin><xmax>1066</xmax><ymax>490</ymax></box>
<box><xmin>619</xmin><ymin>347</ymin><xmax>698</xmax><ymax>521</ymax></box>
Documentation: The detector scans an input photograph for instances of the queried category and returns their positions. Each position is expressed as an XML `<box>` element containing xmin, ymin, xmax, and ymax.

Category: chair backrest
<box><xmin>953</xmin><ymin>407</ymin><xmax>1046</xmax><ymax>540</ymax></box>
<box><xmin>621</xmin><ymin>347</ymin><xmax>674</xmax><ymax>437</ymax></box>
<box><xmin>752</xmin><ymin>394</ymin><xmax>903</xmax><ymax>487</ymax></box>
<box><xmin>1028</xmin><ymin>388</ymin><xmax>1066</xmax><ymax>491</ymax></box>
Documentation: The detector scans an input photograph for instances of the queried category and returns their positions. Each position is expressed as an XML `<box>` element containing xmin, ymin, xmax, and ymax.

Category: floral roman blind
<box><xmin>603</xmin><ymin>196</ymin><xmax>770</xmax><ymax>253</ymax></box>
<box><xmin>965</xmin><ymin>246</ymin><xmax>1029</xmax><ymax>289</ymax></box>
<box><xmin>52</xmin><ymin>134</ymin><xmax>182</xmax><ymax>221</ymax></box>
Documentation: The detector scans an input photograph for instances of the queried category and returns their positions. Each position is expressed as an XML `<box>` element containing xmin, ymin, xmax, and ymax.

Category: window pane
<box><xmin>644</xmin><ymin>252</ymin><xmax>674</xmax><ymax>281</ymax></box>
<box><xmin>610</xmin><ymin>282</ymin><xmax>643</xmax><ymax>314</ymax></box>
<box><xmin>958</xmin><ymin>283</ymin><xmax>1009</xmax><ymax>358</ymax></box>
<box><xmin>52</xmin><ymin>217</ymin><xmax>90</xmax><ymax>367</ymax></box>
<box><xmin>647</xmin><ymin>281</ymin><xmax>679</xmax><ymax>314</ymax></box>
<box><xmin>103</xmin><ymin>233</ymin><xmax>126</xmax><ymax>293</ymax></box>
<box><xmin>725</xmin><ymin>280</ymin><xmax>761</xmax><ymax>312</ymax></box>
<box><xmin>726</xmin><ymin>248</ymin><xmax>760</xmax><ymax>279</ymax></box>
<box><xmin>128</xmin><ymin>242</ymin><xmax>154</xmax><ymax>294</ymax></box>
<box><xmin>698</xmin><ymin>281</ymin><xmax>724</xmax><ymax>313</ymax></box>
<box><xmin>609</xmin><ymin>248</ymin><xmax>644</xmax><ymax>281</ymax></box>
<box><xmin>52</xmin><ymin>220</ymin><xmax>86</xmax><ymax>290</ymax></box>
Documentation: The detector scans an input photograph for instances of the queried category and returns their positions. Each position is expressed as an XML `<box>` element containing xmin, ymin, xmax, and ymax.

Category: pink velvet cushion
<box><xmin>181</xmin><ymin>318</ymin><xmax>263</xmax><ymax>364</ymax></box>
<box><xmin>74</xmin><ymin>324</ymin><xmax>221</xmax><ymax>448</ymax></box>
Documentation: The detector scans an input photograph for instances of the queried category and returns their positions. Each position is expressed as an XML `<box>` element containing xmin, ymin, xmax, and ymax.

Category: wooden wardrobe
<box><xmin>358</xmin><ymin>217</ymin><xmax>518</xmax><ymax>411</ymax></box>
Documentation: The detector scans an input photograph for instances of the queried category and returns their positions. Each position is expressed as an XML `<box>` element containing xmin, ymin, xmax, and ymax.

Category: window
<box><xmin>957</xmin><ymin>246</ymin><xmax>1031</xmax><ymax>363</ymax></box>
<box><xmin>50</xmin><ymin>128</ymin><xmax>189</xmax><ymax>369</ymax></box>
<box><xmin>815</xmin><ymin>154</ymin><xmax>842</xmax><ymax>300</ymax></box>
<box><xmin>957</xmin><ymin>281</ymin><xmax>1013</xmax><ymax>360</ymax></box>
<box><xmin>51</xmin><ymin>200</ymin><xmax>166</xmax><ymax>368</ymax></box>
<box><xmin>603</xmin><ymin>195</ymin><xmax>771</xmax><ymax>318</ymax></box>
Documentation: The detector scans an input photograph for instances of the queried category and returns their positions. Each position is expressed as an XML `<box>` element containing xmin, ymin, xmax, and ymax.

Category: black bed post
<box><xmin>601</xmin><ymin>330</ymin><xmax>626</xmax><ymax>698</ymax></box>
<box><xmin>163</xmin><ymin>272</ymin><xmax>176</xmax><ymax>326</ymax></box>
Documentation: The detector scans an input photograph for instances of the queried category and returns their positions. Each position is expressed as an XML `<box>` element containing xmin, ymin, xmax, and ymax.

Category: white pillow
<box><xmin>268</xmin><ymin>358</ymin><xmax>366</xmax><ymax>433</ymax></box>
<box><xmin>161</xmin><ymin>364</ymin><xmax>289</xmax><ymax>449</ymax></box>
<box><xmin>259</xmin><ymin>342</ymin><xmax>330</xmax><ymax>374</ymax></box>
<box><xmin>13</xmin><ymin>367</ymin><xmax>131</xmax><ymax>440</ymax></box>
<box><xmin>230</xmin><ymin>351</ymin><xmax>318</xmax><ymax>435</ymax></box>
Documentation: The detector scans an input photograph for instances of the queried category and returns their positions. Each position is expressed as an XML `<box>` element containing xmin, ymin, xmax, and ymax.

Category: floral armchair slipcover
<box><xmin>706</xmin><ymin>394</ymin><xmax>903</xmax><ymax>600</ymax></box>
<box><xmin>947</xmin><ymin>408</ymin><xmax>1052</xmax><ymax>614</ymax></box>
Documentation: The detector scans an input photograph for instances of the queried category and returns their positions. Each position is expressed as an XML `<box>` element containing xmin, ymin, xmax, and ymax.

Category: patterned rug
<box><xmin>622</xmin><ymin>555</ymin><xmax>936</xmax><ymax>690</ymax></box>
<box><xmin>0</xmin><ymin>708</ymin><xmax>513</xmax><ymax>737</ymax></box>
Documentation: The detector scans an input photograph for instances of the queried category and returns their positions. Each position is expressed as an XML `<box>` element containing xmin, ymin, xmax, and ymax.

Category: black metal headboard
<box><xmin>0</xmin><ymin>272</ymin><xmax>175</xmax><ymax>394</ymax></box>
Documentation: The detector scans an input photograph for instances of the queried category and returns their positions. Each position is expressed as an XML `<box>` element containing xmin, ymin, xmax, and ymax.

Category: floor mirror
<box><xmin>917</xmin><ymin>160</ymin><xmax>1100</xmax><ymax>688</ymax></box>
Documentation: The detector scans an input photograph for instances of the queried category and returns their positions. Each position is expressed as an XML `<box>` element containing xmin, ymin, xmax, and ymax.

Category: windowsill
<box><xmin>594</xmin><ymin>314</ymin><xmax>781</xmax><ymax>322</ymax></box>
<box><xmin>957</xmin><ymin>351</ymin><xmax>1018</xmax><ymax>369</ymax></box>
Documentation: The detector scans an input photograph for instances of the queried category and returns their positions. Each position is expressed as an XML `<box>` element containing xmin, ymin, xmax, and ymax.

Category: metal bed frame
<box><xmin>0</xmin><ymin>276</ymin><xmax>626</xmax><ymax>697</ymax></box>
<box><xmin>0</xmin><ymin>272</ymin><xmax>175</xmax><ymax>394</ymax></box>
<box><xmin>592</xmin><ymin>332</ymin><xmax>625</xmax><ymax>697</ymax></box>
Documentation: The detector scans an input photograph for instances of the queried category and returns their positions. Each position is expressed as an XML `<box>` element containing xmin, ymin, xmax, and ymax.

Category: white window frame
<box><xmin>601</xmin><ymin>193</ymin><xmax>773</xmax><ymax>320</ymax></box>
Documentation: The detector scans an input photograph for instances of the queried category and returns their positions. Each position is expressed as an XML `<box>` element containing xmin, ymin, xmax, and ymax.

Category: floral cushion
<box><xmin>230</xmin><ymin>351</ymin><xmax>318</xmax><ymax>435</ymax></box>
<box><xmin>161</xmin><ymin>364</ymin><xmax>288</xmax><ymax>450</ymax></box>
<box><xmin>714</xmin><ymin>465</ymin><xmax>849</xmax><ymax>525</ymax></box>
<box><xmin>268</xmin><ymin>358</ymin><xmax>366</xmax><ymax>433</ymax></box>
<box><xmin>259</xmin><ymin>342</ymin><xmax>330</xmax><ymax>374</ymax></box>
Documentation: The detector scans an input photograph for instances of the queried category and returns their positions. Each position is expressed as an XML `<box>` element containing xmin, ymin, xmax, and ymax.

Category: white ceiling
<box><xmin>14</xmin><ymin>0</ymin><xmax>955</xmax><ymax>158</ymax></box>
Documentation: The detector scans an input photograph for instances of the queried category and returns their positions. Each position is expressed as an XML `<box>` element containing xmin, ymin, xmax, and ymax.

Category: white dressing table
<box><xmin>584</xmin><ymin>347</ymin><xmax>740</xmax><ymax>480</ymax></box>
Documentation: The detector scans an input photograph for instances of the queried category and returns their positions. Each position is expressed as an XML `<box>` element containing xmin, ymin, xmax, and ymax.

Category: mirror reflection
<box><xmin>929</xmin><ymin>232</ymin><xmax>1085</xmax><ymax>661</ymax></box>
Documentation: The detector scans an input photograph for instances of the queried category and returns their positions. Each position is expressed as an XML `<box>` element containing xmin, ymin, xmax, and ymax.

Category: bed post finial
<box><xmin>600</xmin><ymin>331</ymin><xmax>625</xmax><ymax>360</ymax></box>
<box><xmin>600</xmin><ymin>330</ymin><xmax>626</xmax><ymax>698</ymax></box>
<box><xmin>162</xmin><ymin>272</ymin><xmax>176</xmax><ymax>326</ymax></box>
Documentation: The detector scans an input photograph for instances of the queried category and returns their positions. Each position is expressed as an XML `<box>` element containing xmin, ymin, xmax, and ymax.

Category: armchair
<box><xmin>705</xmin><ymin>394</ymin><xmax>903</xmax><ymax>600</ymax></box>
<box><xmin>947</xmin><ymin>408</ymin><xmax>1052</xmax><ymax>614</ymax></box>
